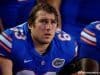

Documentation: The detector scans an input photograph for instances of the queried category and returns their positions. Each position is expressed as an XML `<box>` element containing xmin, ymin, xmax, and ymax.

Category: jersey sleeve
<box><xmin>55</xmin><ymin>30</ymin><xmax>78</xmax><ymax>59</ymax></box>
<box><xmin>79</xmin><ymin>21</ymin><xmax>100</xmax><ymax>58</ymax></box>
<box><xmin>0</xmin><ymin>29</ymin><xmax>13</xmax><ymax>59</ymax></box>
<box><xmin>80</xmin><ymin>21</ymin><xmax>100</xmax><ymax>46</ymax></box>
<box><xmin>55</xmin><ymin>31</ymin><xmax>79</xmax><ymax>74</ymax></box>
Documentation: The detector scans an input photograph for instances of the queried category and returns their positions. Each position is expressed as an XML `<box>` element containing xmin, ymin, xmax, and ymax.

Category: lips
<box><xmin>44</xmin><ymin>33</ymin><xmax>52</xmax><ymax>37</ymax></box>
<box><xmin>44</xmin><ymin>33</ymin><xmax>51</xmax><ymax>35</ymax></box>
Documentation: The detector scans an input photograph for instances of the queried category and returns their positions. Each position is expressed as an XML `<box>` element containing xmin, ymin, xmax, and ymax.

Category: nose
<box><xmin>45</xmin><ymin>22</ymin><xmax>52</xmax><ymax>30</ymax></box>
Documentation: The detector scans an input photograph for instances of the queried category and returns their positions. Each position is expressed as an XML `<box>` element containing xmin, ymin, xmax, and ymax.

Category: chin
<box><xmin>44</xmin><ymin>41</ymin><xmax>51</xmax><ymax>44</ymax></box>
<box><xmin>42</xmin><ymin>40</ymin><xmax>51</xmax><ymax>44</ymax></box>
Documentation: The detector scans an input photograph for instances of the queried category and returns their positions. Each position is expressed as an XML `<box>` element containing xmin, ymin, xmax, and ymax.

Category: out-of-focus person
<box><xmin>78</xmin><ymin>21</ymin><xmax>100</xmax><ymax>73</ymax></box>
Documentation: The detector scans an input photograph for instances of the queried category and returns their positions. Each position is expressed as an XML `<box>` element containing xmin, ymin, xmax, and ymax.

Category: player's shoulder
<box><xmin>0</xmin><ymin>22</ymin><xmax>28</xmax><ymax>41</ymax></box>
<box><xmin>54</xmin><ymin>29</ymin><xmax>77</xmax><ymax>49</ymax></box>
<box><xmin>85</xmin><ymin>21</ymin><xmax>100</xmax><ymax>32</ymax></box>
<box><xmin>54</xmin><ymin>29</ymin><xmax>78</xmax><ymax>57</ymax></box>
<box><xmin>10</xmin><ymin>22</ymin><xmax>27</xmax><ymax>31</ymax></box>
<box><xmin>55</xmin><ymin>29</ymin><xmax>75</xmax><ymax>43</ymax></box>
<box><xmin>0</xmin><ymin>22</ymin><xmax>28</xmax><ymax>53</ymax></box>
<box><xmin>80</xmin><ymin>21</ymin><xmax>100</xmax><ymax>46</ymax></box>
<box><xmin>4</xmin><ymin>22</ymin><xmax>27</xmax><ymax>35</ymax></box>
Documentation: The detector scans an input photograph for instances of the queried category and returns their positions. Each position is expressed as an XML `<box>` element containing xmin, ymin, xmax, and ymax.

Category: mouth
<box><xmin>44</xmin><ymin>33</ymin><xmax>52</xmax><ymax>38</ymax></box>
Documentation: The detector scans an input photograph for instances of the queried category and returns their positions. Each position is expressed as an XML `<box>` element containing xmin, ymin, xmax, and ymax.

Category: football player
<box><xmin>0</xmin><ymin>3</ymin><xmax>78</xmax><ymax>75</ymax></box>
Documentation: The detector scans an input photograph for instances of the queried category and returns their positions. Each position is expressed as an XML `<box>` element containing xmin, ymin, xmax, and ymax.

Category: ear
<box><xmin>28</xmin><ymin>24</ymin><xmax>32</xmax><ymax>30</ymax></box>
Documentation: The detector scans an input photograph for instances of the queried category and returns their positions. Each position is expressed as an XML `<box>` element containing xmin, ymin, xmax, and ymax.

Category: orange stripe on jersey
<box><xmin>2</xmin><ymin>32</ymin><xmax>12</xmax><ymax>41</ymax></box>
<box><xmin>84</xmin><ymin>28</ymin><xmax>95</xmax><ymax>36</ymax></box>
<box><xmin>81</xmin><ymin>37</ymin><xmax>96</xmax><ymax>46</ymax></box>
<box><xmin>0</xmin><ymin>41</ymin><xmax>11</xmax><ymax>53</ymax></box>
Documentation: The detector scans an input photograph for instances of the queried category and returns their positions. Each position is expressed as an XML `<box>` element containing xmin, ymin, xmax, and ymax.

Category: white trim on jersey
<box><xmin>0</xmin><ymin>35</ymin><xmax>12</xmax><ymax>48</ymax></box>
<box><xmin>81</xmin><ymin>31</ymin><xmax>96</xmax><ymax>43</ymax></box>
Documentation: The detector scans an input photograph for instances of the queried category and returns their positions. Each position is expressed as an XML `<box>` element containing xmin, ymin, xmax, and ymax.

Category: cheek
<box><xmin>52</xmin><ymin>25</ymin><xmax>57</xmax><ymax>30</ymax></box>
<box><xmin>51</xmin><ymin>26</ymin><xmax>54</xmax><ymax>29</ymax></box>
<box><xmin>39</xmin><ymin>26</ymin><xmax>44</xmax><ymax>30</ymax></box>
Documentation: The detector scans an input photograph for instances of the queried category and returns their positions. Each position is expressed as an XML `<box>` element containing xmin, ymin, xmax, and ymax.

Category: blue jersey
<box><xmin>0</xmin><ymin>22</ymin><xmax>78</xmax><ymax>75</ymax></box>
<box><xmin>79</xmin><ymin>21</ymin><xmax>100</xmax><ymax>62</ymax></box>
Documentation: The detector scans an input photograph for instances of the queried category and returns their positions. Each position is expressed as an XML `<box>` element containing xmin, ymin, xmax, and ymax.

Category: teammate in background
<box><xmin>0</xmin><ymin>3</ymin><xmax>79</xmax><ymax>75</ymax></box>
<box><xmin>78</xmin><ymin>21</ymin><xmax>100</xmax><ymax>73</ymax></box>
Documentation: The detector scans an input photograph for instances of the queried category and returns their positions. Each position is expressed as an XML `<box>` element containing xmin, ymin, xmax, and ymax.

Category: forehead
<box><xmin>36</xmin><ymin>10</ymin><xmax>55</xmax><ymax>19</ymax></box>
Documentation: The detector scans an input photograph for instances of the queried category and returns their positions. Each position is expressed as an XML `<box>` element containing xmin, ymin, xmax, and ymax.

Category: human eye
<box><xmin>51</xmin><ymin>20</ymin><xmax>57</xmax><ymax>25</ymax></box>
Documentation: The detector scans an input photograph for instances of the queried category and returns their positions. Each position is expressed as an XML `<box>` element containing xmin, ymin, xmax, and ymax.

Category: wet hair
<box><xmin>28</xmin><ymin>3</ymin><xmax>58</xmax><ymax>26</ymax></box>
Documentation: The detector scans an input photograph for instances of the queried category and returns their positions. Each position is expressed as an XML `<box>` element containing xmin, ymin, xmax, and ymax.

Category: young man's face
<box><xmin>30</xmin><ymin>10</ymin><xmax>57</xmax><ymax>44</ymax></box>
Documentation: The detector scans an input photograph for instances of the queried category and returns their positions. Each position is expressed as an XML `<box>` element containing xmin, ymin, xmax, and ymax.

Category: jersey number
<box><xmin>58</xmin><ymin>32</ymin><xmax>71</xmax><ymax>41</ymax></box>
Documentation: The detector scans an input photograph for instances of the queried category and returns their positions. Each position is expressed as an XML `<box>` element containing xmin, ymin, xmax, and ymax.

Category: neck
<box><xmin>32</xmin><ymin>36</ymin><xmax>50</xmax><ymax>55</ymax></box>
<box><xmin>35</xmin><ymin>43</ymin><xmax>49</xmax><ymax>54</ymax></box>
